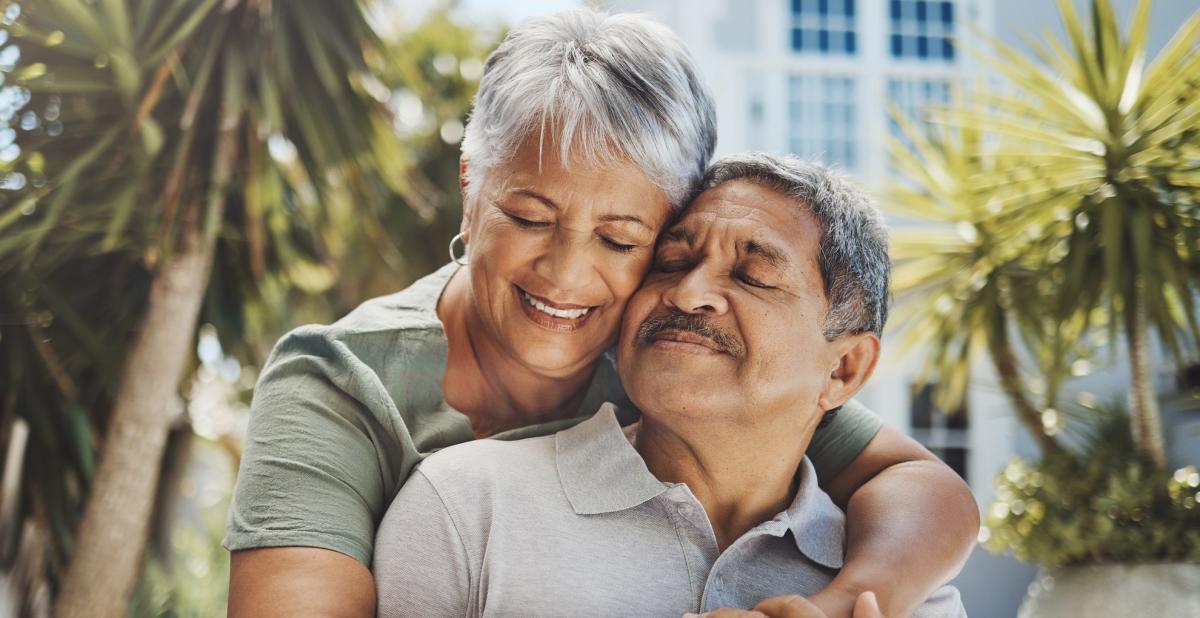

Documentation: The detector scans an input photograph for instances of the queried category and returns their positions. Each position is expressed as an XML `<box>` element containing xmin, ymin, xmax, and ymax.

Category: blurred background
<box><xmin>0</xmin><ymin>0</ymin><xmax>1197</xmax><ymax>616</ymax></box>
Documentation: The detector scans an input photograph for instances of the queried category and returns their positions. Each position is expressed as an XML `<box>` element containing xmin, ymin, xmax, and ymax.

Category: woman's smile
<box><xmin>516</xmin><ymin>285</ymin><xmax>599</xmax><ymax>332</ymax></box>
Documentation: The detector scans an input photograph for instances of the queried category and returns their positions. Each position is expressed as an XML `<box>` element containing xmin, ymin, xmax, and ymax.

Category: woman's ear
<box><xmin>459</xmin><ymin>157</ymin><xmax>473</xmax><ymax>241</ymax></box>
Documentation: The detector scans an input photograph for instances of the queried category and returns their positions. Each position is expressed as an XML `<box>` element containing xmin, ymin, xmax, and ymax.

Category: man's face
<box><xmin>617</xmin><ymin>180</ymin><xmax>856</xmax><ymax>425</ymax></box>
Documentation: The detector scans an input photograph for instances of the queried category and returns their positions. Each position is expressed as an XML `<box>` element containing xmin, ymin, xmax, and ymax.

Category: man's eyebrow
<box><xmin>661</xmin><ymin>227</ymin><xmax>694</xmax><ymax>244</ymax></box>
<box><xmin>744</xmin><ymin>239</ymin><xmax>789</xmax><ymax>269</ymax></box>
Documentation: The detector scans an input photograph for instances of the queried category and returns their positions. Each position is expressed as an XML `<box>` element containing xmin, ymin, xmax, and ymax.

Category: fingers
<box><xmin>752</xmin><ymin>595</ymin><xmax>828</xmax><ymax>618</ymax></box>
<box><xmin>852</xmin><ymin>591</ymin><xmax>884</xmax><ymax>618</ymax></box>
<box><xmin>684</xmin><ymin>609</ymin><xmax>768</xmax><ymax>618</ymax></box>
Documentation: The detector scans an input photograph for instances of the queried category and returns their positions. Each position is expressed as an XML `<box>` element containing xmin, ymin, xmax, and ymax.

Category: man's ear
<box><xmin>818</xmin><ymin>333</ymin><xmax>881</xmax><ymax>411</ymax></box>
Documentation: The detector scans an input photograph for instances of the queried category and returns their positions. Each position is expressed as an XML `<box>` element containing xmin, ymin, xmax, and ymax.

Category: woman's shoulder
<box><xmin>332</xmin><ymin>261</ymin><xmax>459</xmax><ymax>338</ymax></box>
<box><xmin>269</xmin><ymin>262</ymin><xmax>458</xmax><ymax>366</ymax></box>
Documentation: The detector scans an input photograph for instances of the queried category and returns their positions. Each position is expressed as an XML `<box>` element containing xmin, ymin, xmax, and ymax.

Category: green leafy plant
<box><xmin>886</xmin><ymin>0</ymin><xmax>1200</xmax><ymax>567</ymax></box>
<box><xmin>889</xmin><ymin>0</ymin><xmax>1200</xmax><ymax>466</ymax></box>
<box><xmin>982</xmin><ymin>406</ymin><xmax>1200</xmax><ymax>566</ymax></box>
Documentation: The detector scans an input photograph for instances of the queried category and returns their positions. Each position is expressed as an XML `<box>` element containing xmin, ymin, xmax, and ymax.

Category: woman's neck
<box><xmin>437</xmin><ymin>268</ymin><xmax>596</xmax><ymax>436</ymax></box>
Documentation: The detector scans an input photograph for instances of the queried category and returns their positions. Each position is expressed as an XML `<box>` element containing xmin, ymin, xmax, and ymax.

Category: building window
<box><xmin>889</xmin><ymin>0</ymin><xmax>955</xmax><ymax>61</ymax></box>
<box><xmin>790</xmin><ymin>0</ymin><xmax>857</xmax><ymax>55</ymax></box>
<box><xmin>885</xmin><ymin>78</ymin><xmax>951</xmax><ymax>140</ymax></box>
<box><xmin>789</xmin><ymin>74</ymin><xmax>857</xmax><ymax>170</ymax></box>
<box><xmin>910</xmin><ymin>383</ymin><xmax>969</xmax><ymax>480</ymax></box>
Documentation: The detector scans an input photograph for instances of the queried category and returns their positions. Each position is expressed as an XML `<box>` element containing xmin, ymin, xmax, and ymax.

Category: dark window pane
<box><xmin>792</xmin><ymin>28</ymin><xmax>804</xmax><ymax>50</ymax></box>
<box><xmin>945</xmin><ymin>408</ymin><xmax>969</xmax><ymax>430</ymax></box>
<box><xmin>819</xmin><ymin>0</ymin><xmax>829</xmax><ymax>14</ymax></box>
<box><xmin>819</xmin><ymin>29</ymin><xmax>830</xmax><ymax>51</ymax></box>
<box><xmin>917</xmin><ymin>0</ymin><xmax>927</xmax><ymax>21</ymax></box>
<box><xmin>846</xmin><ymin>0</ymin><xmax>856</xmax><ymax>17</ymax></box>
<box><xmin>891</xmin><ymin>33</ymin><xmax>903</xmax><ymax>56</ymax></box>
<box><xmin>1179</xmin><ymin>362</ymin><xmax>1200</xmax><ymax>392</ymax></box>
<box><xmin>793</xmin><ymin>0</ymin><xmax>804</xmax><ymax>14</ymax></box>
<box><xmin>942</xmin><ymin>1</ymin><xmax>954</xmax><ymax>24</ymax></box>
<box><xmin>930</xmin><ymin>447</ymin><xmax>968</xmax><ymax>480</ymax></box>
<box><xmin>846</xmin><ymin>31</ymin><xmax>857</xmax><ymax>53</ymax></box>
<box><xmin>890</xmin><ymin>0</ymin><xmax>901</xmax><ymax>19</ymax></box>
<box><xmin>942</xmin><ymin>37</ymin><xmax>955</xmax><ymax>59</ymax></box>
<box><xmin>911</xmin><ymin>384</ymin><xmax>934</xmax><ymax>428</ymax></box>
<box><xmin>917</xmin><ymin>35</ymin><xmax>929</xmax><ymax>57</ymax></box>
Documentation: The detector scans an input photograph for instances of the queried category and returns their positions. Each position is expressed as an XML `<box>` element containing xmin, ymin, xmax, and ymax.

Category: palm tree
<box><xmin>888</xmin><ymin>0</ymin><xmax>1200</xmax><ymax>473</ymax></box>
<box><xmin>887</xmin><ymin>104</ymin><xmax>1065</xmax><ymax>454</ymax></box>
<box><xmin>0</xmin><ymin>1</ymin><xmax>407</xmax><ymax>615</ymax></box>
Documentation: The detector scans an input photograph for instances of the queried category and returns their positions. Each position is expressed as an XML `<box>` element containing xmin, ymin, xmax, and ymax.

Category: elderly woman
<box><xmin>227</xmin><ymin>9</ymin><xmax>978</xmax><ymax>618</ymax></box>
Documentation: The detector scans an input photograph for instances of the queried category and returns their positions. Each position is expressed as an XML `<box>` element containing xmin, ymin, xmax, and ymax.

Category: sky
<box><xmin>379</xmin><ymin>0</ymin><xmax>580</xmax><ymax>33</ymax></box>
<box><xmin>455</xmin><ymin>0</ymin><xmax>581</xmax><ymax>24</ymax></box>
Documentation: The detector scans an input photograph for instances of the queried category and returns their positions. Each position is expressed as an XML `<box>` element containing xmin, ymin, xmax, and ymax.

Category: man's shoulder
<box><xmin>416</xmin><ymin>433</ymin><xmax>561</xmax><ymax>500</ymax></box>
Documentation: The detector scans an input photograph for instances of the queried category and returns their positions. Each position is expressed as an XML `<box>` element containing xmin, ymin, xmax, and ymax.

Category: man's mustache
<box><xmin>635</xmin><ymin>310</ymin><xmax>745</xmax><ymax>358</ymax></box>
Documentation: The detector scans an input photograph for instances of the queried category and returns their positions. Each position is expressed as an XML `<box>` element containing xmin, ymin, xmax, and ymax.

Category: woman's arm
<box><xmin>811</xmin><ymin>424</ymin><xmax>979</xmax><ymax>617</ymax></box>
<box><xmin>228</xmin><ymin>548</ymin><xmax>375</xmax><ymax>618</ymax></box>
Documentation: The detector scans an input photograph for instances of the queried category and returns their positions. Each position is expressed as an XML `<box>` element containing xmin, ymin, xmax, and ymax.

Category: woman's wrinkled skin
<box><xmin>438</xmin><ymin>133</ymin><xmax>673</xmax><ymax>435</ymax></box>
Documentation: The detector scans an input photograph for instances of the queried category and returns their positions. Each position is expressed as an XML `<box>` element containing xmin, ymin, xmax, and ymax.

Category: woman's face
<box><xmin>461</xmin><ymin>134</ymin><xmax>674</xmax><ymax>377</ymax></box>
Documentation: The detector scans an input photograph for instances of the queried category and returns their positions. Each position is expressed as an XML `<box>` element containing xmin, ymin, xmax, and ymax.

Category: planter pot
<box><xmin>1018</xmin><ymin>563</ymin><xmax>1200</xmax><ymax>618</ymax></box>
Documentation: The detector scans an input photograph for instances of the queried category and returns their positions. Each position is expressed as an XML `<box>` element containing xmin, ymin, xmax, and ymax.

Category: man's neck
<box><xmin>437</xmin><ymin>268</ymin><xmax>596</xmax><ymax>436</ymax></box>
<box><xmin>636</xmin><ymin>411</ymin><xmax>820</xmax><ymax>551</ymax></box>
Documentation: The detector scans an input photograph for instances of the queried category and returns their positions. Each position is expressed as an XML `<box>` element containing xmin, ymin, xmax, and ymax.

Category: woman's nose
<box><xmin>533</xmin><ymin>233</ymin><xmax>596</xmax><ymax>293</ymax></box>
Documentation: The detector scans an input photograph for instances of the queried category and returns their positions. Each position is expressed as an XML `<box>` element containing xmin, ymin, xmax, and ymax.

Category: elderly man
<box><xmin>371</xmin><ymin>154</ymin><xmax>966</xmax><ymax>617</ymax></box>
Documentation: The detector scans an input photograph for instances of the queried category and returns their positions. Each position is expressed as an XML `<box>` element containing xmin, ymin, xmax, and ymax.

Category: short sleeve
<box><xmin>912</xmin><ymin>585</ymin><xmax>967</xmax><ymax>618</ymax></box>
<box><xmin>373</xmin><ymin>470</ymin><xmax>472</xmax><ymax>617</ymax></box>
<box><xmin>224</xmin><ymin>327</ymin><xmax>413</xmax><ymax>566</ymax></box>
<box><xmin>805</xmin><ymin>399</ymin><xmax>885</xmax><ymax>482</ymax></box>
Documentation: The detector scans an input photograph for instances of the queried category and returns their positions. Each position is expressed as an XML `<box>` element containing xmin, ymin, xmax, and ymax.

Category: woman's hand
<box><xmin>684</xmin><ymin>590</ymin><xmax>885</xmax><ymax>618</ymax></box>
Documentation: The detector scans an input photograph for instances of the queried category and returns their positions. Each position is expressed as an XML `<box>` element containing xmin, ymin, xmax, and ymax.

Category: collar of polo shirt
<box><xmin>555</xmin><ymin>403</ymin><xmax>846</xmax><ymax>570</ymax></box>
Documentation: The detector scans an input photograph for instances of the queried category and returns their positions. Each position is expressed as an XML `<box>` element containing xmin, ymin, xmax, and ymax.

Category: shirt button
<box><xmin>677</xmin><ymin>503</ymin><xmax>694</xmax><ymax>517</ymax></box>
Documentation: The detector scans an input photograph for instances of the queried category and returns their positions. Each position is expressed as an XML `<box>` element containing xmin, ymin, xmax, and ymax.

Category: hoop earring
<box><xmin>449</xmin><ymin>232</ymin><xmax>469</xmax><ymax>266</ymax></box>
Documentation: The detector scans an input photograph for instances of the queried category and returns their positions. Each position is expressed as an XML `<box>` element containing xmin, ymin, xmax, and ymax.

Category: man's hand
<box><xmin>683</xmin><ymin>591</ymin><xmax>884</xmax><ymax>618</ymax></box>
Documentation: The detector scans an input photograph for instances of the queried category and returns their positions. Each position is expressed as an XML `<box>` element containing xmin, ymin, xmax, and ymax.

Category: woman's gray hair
<box><xmin>460</xmin><ymin>8</ymin><xmax>717</xmax><ymax>209</ymax></box>
<box><xmin>701</xmin><ymin>153</ymin><xmax>891</xmax><ymax>339</ymax></box>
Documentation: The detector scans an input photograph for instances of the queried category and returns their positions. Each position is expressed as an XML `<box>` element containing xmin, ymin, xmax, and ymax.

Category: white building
<box><xmin>599</xmin><ymin>1</ymin><xmax>1200</xmax><ymax>616</ymax></box>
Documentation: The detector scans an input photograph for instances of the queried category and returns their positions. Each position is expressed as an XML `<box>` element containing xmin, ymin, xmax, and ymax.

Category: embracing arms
<box><xmin>808</xmin><ymin>424</ymin><xmax>978</xmax><ymax>618</ymax></box>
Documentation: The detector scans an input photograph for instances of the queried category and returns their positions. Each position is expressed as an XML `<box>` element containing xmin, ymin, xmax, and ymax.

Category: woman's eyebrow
<box><xmin>598</xmin><ymin>213</ymin><xmax>650</xmax><ymax>230</ymax></box>
<box><xmin>510</xmin><ymin>188</ymin><xmax>558</xmax><ymax>210</ymax></box>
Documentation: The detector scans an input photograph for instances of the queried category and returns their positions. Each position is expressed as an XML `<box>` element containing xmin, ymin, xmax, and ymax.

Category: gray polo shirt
<box><xmin>227</xmin><ymin>262</ymin><xmax>885</xmax><ymax>566</ymax></box>
<box><xmin>373</xmin><ymin>404</ymin><xmax>965</xmax><ymax>617</ymax></box>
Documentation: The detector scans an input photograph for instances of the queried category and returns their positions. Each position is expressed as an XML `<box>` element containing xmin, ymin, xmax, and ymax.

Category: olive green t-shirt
<box><xmin>224</xmin><ymin>262</ymin><xmax>884</xmax><ymax>566</ymax></box>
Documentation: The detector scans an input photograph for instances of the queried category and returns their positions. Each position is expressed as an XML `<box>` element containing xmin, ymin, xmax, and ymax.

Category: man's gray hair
<box><xmin>701</xmin><ymin>154</ymin><xmax>890</xmax><ymax>339</ymax></box>
<box><xmin>461</xmin><ymin>8</ymin><xmax>716</xmax><ymax>209</ymax></box>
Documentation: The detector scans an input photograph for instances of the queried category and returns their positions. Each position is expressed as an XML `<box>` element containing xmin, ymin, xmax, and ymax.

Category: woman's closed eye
<box><xmin>600</xmin><ymin>236</ymin><xmax>638</xmax><ymax>253</ymax></box>
<box><xmin>504</xmin><ymin>211</ymin><xmax>552</xmax><ymax>229</ymax></box>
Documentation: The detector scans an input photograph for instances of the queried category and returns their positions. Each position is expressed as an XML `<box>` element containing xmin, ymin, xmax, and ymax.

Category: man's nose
<box><xmin>661</xmin><ymin>266</ymin><xmax>729</xmax><ymax>315</ymax></box>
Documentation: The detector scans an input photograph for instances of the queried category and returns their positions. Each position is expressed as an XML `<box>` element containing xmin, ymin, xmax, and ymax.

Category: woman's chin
<box><xmin>508</xmin><ymin>340</ymin><xmax>604</xmax><ymax>376</ymax></box>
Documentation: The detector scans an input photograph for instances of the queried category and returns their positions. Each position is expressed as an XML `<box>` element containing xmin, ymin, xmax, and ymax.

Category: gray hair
<box><xmin>460</xmin><ymin>8</ymin><xmax>717</xmax><ymax>209</ymax></box>
<box><xmin>700</xmin><ymin>153</ymin><xmax>890</xmax><ymax>339</ymax></box>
